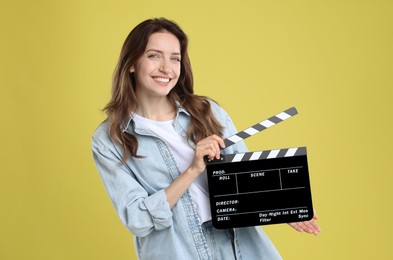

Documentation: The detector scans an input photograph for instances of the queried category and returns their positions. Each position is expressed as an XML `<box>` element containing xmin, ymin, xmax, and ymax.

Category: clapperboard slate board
<box><xmin>206</xmin><ymin>107</ymin><xmax>314</xmax><ymax>229</ymax></box>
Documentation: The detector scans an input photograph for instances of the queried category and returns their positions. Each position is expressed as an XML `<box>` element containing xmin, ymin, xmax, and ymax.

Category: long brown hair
<box><xmin>104</xmin><ymin>18</ymin><xmax>223</xmax><ymax>162</ymax></box>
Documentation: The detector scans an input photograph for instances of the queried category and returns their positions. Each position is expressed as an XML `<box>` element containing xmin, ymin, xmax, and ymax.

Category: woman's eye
<box><xmin>148</xmin><ymin>53</ymin><xmax>159</xmax><ymax>59</ymax></box>
<box><xmin>171</xmin><ymin>57</ymin><xmax>181</xmax><ymax>62</ymax></box>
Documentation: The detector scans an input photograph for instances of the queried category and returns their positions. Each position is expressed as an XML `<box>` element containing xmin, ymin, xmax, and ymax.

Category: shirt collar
<box><xmin>121</xmin><ymin>101</ymin><xmax>190</xmax><ymax>132</ymax></box>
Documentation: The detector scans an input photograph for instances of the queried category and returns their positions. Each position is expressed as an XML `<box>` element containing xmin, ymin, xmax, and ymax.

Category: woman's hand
<box><xmin>188</xmin><ymin>135</ymin><xmax>225</xmax><ymax>175</ymax></box>
<box><xmin>165</xmin><ymin>135</ymin><xmax>225</xmax><ymax>208</ymax></box>
<box><xmin>288</xmin><ymin>211</ymin><xmax>321</xmax><ymax>235</ymax></box>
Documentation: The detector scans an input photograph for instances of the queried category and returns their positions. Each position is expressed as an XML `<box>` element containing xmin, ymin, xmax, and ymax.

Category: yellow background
<box><xmin>1</xmin><ymin>0</ymin><xmax>392</xmax><ymax>259</ymax></box>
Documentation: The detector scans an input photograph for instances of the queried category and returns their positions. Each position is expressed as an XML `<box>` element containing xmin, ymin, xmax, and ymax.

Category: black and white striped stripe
<box><xmin>224</xmin><ymin>147</ymin><xmax>307</xmax><ymax>163</ymax></box>
<box><xmin>224</xmin><ymin>107</ymin><xmax>298</xmax><ymax>148</ymax></box>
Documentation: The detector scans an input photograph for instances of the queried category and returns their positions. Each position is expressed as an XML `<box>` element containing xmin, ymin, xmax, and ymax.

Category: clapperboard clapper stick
<box><xmin>206</xmin><ymin>107</ymin><xmax>314</xmax><ymax>229</ymax></box>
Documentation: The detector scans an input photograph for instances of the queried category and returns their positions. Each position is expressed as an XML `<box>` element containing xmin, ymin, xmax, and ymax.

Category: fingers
<box><xmin>288</xmin><ymin>216</ymin><xmax>321</xmax><ymax>236</ymax></box>
<box><xmin>207</xmin><ymin>135</ymin><xmax>225</xmax><ymax>159</ymax></box>
<box><xmin>289</xmin><ymin>222</ymin><xmax>316</xmax><ymax>235</ymax></box>
<box><xmin>288</xmin><ymin>222</ymin><xmax>304</xmax><ymax>232</ymax></box>
<box><xmin>309</xmin><ymin>220</ymin><xmax>321</xmax><ymax>234</ymax></box>
<box><xmin>190</xmin><ymin>135</ymin><xmax>225</xmax><ymax>174</ymax></box>
<box><xmin>196</xmin><ymin>135</ymin><xmax>225</xmax><ymax>160</ymax></box>
<box><xmin>313</xmin><ymin>210</ymin><xmax>318</xmax><ymax>220</ymax></box>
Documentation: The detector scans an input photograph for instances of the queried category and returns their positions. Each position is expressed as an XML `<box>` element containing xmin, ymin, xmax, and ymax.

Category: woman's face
<box><xmin>131</xmin><ymin>31</ymin><xmax>181</xmax><ymax>100</ymax></box>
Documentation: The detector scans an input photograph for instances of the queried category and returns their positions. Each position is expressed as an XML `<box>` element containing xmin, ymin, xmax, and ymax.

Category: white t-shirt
<box><xmin>133</xmin><ymin>114</ymin><xmax>212</xmax><ymax>223</ymax></box>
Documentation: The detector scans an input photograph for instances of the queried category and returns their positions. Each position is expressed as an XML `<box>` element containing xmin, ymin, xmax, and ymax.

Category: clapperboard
<box><xmin>206</xmin><ymin>107</ymin><xmax>314</xmax><ymax>229</ymax></box>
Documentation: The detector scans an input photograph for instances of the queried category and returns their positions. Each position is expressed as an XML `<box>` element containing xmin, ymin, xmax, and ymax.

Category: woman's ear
<box><xmin>130</xmin><ymin>66</ymin><xmax>135</xmax><ymax>73</ymax></box>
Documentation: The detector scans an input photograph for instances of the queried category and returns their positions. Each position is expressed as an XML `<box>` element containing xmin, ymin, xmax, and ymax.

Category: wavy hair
<box><xmin>104</xmin><ymin>18</ymin><xmax>223</xmax><ymax>162</ymax></box>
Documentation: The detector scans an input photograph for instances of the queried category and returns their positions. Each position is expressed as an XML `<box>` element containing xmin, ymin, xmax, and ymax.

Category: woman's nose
<box><xmin>159</xmin><ymin>60</ymin><xmax>171</xmax><ymax>73</ymax></box>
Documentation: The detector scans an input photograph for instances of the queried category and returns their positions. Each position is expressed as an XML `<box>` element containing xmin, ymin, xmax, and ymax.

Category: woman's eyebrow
<box><xmin>146</xmin><ymin>48</ymin><xmax>180</xmax><ymax>55</ymax></box>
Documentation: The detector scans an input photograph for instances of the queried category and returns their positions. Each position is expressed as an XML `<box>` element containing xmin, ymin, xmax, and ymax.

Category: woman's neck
<box><xmin>135</xmin><ymin>96</ymin><xmax>176</xmax><ymax>121</ymax></box>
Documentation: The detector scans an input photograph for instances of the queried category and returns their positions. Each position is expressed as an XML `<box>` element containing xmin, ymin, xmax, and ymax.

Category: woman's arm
<box><xmin>92</xmin><ymin>126</ymin><xmax>174</xmax><ymax>238</ymax></box>
<box><xmin>165</xmin><ymin>134</ymin><xmax>225</xmax><ymax>208</ymax></box>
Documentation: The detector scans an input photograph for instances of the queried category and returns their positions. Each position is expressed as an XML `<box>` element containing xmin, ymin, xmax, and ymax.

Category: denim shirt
<box><xmin>92</xmin><ymin>101</ymin><xmax>281</xmax><ymax>260</ymax></box>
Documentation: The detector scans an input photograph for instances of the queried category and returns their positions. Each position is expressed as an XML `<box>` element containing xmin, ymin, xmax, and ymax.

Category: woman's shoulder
<box><xmin>92</xmin><ymin>120</ymin><xmax>112</xmax><ymax>144</ymax></box>
<box><xmin>206</xmin><ymin>99</ymin><xmax>233</xmax><ymax>127</ymax></box>
<box><xmin>206</xmin><ymin>98</ymin><xmax>229</xmax><ymax>118</ymax></box>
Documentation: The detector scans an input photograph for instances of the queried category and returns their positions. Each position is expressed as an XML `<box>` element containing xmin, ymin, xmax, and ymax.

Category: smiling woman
<box><xmin>131</xmin><ymin>32</ymin><xmax>181</xmax><ymax>110</ymax></box>
<box><xmin>91</xmin><ymin>17</ymin><xmax>319</xmax><ymax>260</ymax></box>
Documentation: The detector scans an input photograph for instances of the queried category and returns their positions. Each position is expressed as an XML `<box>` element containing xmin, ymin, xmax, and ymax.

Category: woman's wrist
<box><xmin>185</xmin><ymin>163</ymin><xmax>205</xmax><ymax>179</ymax></box>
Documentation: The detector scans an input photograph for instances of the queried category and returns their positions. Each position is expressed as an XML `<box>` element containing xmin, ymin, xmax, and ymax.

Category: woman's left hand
<box><xmin>288</xmin><ymin>211</ymin><xmax>320</xmax><ymax>235</ymax></box>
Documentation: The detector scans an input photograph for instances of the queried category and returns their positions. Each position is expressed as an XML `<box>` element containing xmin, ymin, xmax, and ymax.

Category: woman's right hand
<box><xmin>165</xmin><ymin>135</ymin><xmax>225</xmax><ymax>208</ymax></box>
<box><xmin>189</xmin><ymin>135</ymin><xmax>226</xmax><ymax>175</ymax></box>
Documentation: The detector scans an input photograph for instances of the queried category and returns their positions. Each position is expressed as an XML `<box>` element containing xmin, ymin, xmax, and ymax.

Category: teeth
<box><xmin>154</xmin><ymin>77</ymin><xmax>170</xmax><ymax>83</ymax></box>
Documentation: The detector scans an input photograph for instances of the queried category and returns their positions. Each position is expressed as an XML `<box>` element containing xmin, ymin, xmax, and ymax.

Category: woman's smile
<box><xmin>131</xmin><ymin>31</ymin><xmax>181</xmax><ymax>100</ymax></box>
<box><xmin>152</xmin><ymin>76</ymin><xmax>171</xmax><ymax>84</ymax></box>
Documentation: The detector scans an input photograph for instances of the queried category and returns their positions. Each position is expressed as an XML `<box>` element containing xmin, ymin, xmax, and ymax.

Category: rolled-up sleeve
<box><xmin>92</xmin><ymin>126</ymin><xmax>173</xmax><ymax>237</ymax></box>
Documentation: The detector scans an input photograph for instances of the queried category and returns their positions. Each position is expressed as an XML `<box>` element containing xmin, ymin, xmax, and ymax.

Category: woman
<box><xmin>92</xmin><ymin>17</ymin><xmax>319</xmax><ymax>260</ymax></box>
